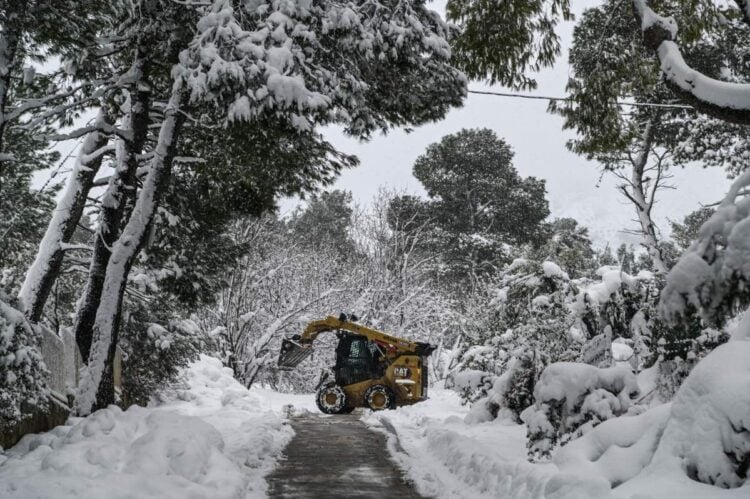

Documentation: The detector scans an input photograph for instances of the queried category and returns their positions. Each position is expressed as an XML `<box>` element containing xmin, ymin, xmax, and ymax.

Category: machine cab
<box><xmin>334</xmin><ymin>332</ymin><xmax>385</xmax><ymax>386</ymax></box>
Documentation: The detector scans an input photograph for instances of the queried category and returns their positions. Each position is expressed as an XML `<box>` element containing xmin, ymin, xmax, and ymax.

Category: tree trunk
<box><xmin>74</xmin><ymin>58</ymin><xmax>150</xmax><ymax>361</ymax></box>
<box><xmin>0</xmin><ymin>23</ymin><xmax>21</xmax><ymax>195</ymax></box>
<box><xmin>76</xmin><ymin>80</ymin><xmax>186</xmax><ymax>415</ymax></box>
<box><xmin>19</xmin><ymin>110</ymin><xmax>110</xmax><ymax>321</ymax></box>
<box><xmin>619</xmin><ymin>120</ymin><xmax>668</xmax><ymax>274</ymax></box>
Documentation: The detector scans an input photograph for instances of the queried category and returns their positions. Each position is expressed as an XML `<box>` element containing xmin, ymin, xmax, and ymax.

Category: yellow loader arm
<box><xmin>300</xmin><ymin>316</ymin><xmax>418</xmax><ymax>351</ymax></box>
<box><xmin>278</xmin><ymin>315</ymin><xmax>429</xmax><ymax>369</ymax></box>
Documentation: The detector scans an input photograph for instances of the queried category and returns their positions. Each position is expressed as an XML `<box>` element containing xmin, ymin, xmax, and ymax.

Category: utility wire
<box><xmin>467</xmin><ymin>89</ymin><xmax>695</xmax><ymax>110</ymax></box>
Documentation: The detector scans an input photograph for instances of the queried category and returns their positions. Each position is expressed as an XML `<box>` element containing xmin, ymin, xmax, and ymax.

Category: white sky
<box><xmin>281</xmin><ymin>0</ymin><xmax>732</xmax><ymax>247</ymax></box>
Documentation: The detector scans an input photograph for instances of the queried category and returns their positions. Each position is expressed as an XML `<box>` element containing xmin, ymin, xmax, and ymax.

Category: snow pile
<box><xmin>521</xmin><ymin>363</ymin><xmax>639</xmax><ymax>460</ymax></box>
<box><xmin>553</xmin><ymin>403</ymin><xmax>671</xmax><ymax>487</ymax></box>
<box><xmin>541</xmin><ymin>261</ymin><xmax>567</xmax><ymax>280</ymax></box>
<box><xmin>371</xmin><ymin>378</ymin><xmax>747</xmax><ymax>499</ymax></box>
<box><xmin>620</xmin><ymin>340</ymin><xmax>750</xmax><ymax>496</ymax></box>
<box><xmin>0</xmin><ymin>355</ymin><xmax>296</xmax><ymax>498</ymax></box>
<box><xmin>365</xmin><ymin>387</ymin><xmax>611</xmax><ymax>499</ymax></box>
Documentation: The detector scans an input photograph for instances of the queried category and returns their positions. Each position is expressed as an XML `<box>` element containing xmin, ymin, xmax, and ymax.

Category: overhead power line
<box><xmin>467</xmin><ymin>89</ymin><xmax>696</xmax><ymax>111</ymax></box>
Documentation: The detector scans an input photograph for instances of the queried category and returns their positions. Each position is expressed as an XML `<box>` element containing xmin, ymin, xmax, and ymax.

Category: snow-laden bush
<box><xmin>465</xmin><ymin>348</ymin><xmax>545</xmax><ymax>423</ymax></box>
<box><xmin>455</xmin><ymin>261</ymin><xmax>664</xmax><ymax>416</ymax></box>
<box><xmin>651</xmin><ymin>338</ymin><xmax>750</xmax><ymax>488</ymax></box>
<box><xmin>572</xmin><ymin>266</ymin><xmax>664</xmax><ymax>369</ymax></box>
<box><xmin>120</xmin><ymin>308</ymin><xmax>206</xmax><ymax>407</ymax></box>
<box><xmin>521</xmin><ymin>362</ymin><xmax>640</xmax><ymax>461</ymax></box>
<box><xmin>452</xmin><ymin>259</ymin><xmax>583</xmax><ymax>403</ymax></box>
<box><xmin>444</xmin><ymin>369</ymin><xmax>494</xmax><ymax>405</ymax></box>
<box><xmin>553</xmin><ymin>404</ymin><xmax>672</xmax><ymax>488</ymax></box>
<box><xmin>0</xmin><ymin>293</ymin><xmax>48</xmax><ymax>427</ymax></box>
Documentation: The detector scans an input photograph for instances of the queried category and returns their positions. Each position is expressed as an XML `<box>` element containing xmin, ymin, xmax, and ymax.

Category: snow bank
<box><xmin>618</xmin><ymin>340</ymin><xmax>750</xmax><ymax>498</ymax></box>
<box><xmin>0</xmin><ymin>355</ymin><xmax>297</xmax><ymax>498</ymax></box>
<box><xmin>368</xmin><ymin>367</ymin><xmax>748</xmax><ymax>499</ymax></box>
<box><xmin>556</xmin><ymin>337</ymin><xmax>750</xmax><ymax>498</ymax></box>
<box><xmin>553</xmin><ymin>404</ymin><xmax>671</xmax><ymax>487</ymax></box>
<box><xmin>365</xmin><ymin>388</ymin><xmax>611</xmax><ymax>499</ymax></box>
<box><xmin>521</xmin><ymin>363</ymin><xmax>639</xmax><ymax>460</ymax></box>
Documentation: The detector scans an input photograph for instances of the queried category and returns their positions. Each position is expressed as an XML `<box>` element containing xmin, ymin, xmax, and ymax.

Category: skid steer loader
<box><xmin>278</xmin><ymin>314</ymin><xmax>435</xmax><ymax>414</ymax></box>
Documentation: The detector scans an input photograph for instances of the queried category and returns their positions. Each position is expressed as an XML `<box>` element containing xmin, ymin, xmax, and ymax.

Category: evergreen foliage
<box><xmin>391</xmin><ymin>128</ymin><xmax>550</xmax><ymax>287</ymax></box>
<box><xmin>446</xmin><ymin>0</ymin><xmax>572</xmax><ymax>89</ymax></box>
<box><xmin>0</xmin><ymin>293</ymin><xmax>48</xmax><ymax>427</ymax></box>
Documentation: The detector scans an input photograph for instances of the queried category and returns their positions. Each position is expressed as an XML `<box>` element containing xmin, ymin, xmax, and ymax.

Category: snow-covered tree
<box><xmin>529</xmin><ymin>218</ymin><xmax>596</xmax><ymax>279</ymax></box>
<box><xmin>289</xmin><ymin>190</ymin><xmax>356</xmax><ymax>257</ymax></box>
<box><xmin>660</xmin><ymin>169</ymin><xmax>750</xmax><ymax>329</ymax></box>
<box><xmin>392</xmin><ymin>128</ymin><xmax>549</xmax><ymax>288</ymax></box>
<box><xmin>552</xmin><ymin>0</ymin><xmax>750</xmax><ymax>274</ymax></box>
<box><xmin>446</xmin><ymin>0</ymin><xmax>572</xmax><ymax>90</ymax></box>
<box><xmin>632</xmin><ymin>0</ymin><xmax>750</xmax><ymax>124</ymax></box>
<box><xmin>72</xmin><ymin>0</ymin><xmax>466</xmax><ymax>415</ymax></box>
<box><xmin>452</xmin><ymin>259</ymin><xmax>584</xmax><ymax>414</ymax></box>
<box><xmin>0</xmin><ymin>293</ymin><xmax>48</xmax><ymax>428</ymax></box>
<box><xmin>6</xmin><ymin>0</ymin><xmax>465</xmax><ymax>415</ymax></box>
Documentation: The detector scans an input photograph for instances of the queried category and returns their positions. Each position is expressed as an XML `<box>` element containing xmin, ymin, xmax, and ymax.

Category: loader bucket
<box><xmin>278</xmin><ymin>338</ymin><xmax>314</xmax><ymax>370</ymax></box>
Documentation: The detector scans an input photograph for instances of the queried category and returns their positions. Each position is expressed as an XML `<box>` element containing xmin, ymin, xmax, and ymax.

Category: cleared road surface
<box><xmin>267</xmin><ymin>412</ymin><xmax>423</xmax><ymax>498</ymax></box>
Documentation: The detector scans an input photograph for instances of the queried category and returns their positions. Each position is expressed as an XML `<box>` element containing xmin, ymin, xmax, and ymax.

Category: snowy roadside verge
<box><xmin>0</xmin><ymin>355</ymin><xmax>313</xmax><ymax>498</ymax></box>
<box><xmin>365</xmin><ymin>338</ymin><xmax>750</xmax><ymax>499</ymax></box>
<box><xmin>363</xmin><ymin>388</ymin><xmax>611</xmax><ymax>499</ymax></box>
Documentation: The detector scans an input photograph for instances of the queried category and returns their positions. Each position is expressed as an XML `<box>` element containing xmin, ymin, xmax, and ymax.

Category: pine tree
<box><xmin>530</xmin><ymin>218</ymin><xmax>596</xmax><ymax>279</ymax></box>
<box><xmin>398</xmin><ymin>128</ymin><xmax>550</xmax><ymax>287</ymax></box>
<box><xmin>6</xmin><ymin>0</ymin><xmax>466</xmax><ymax>415</ymax></box>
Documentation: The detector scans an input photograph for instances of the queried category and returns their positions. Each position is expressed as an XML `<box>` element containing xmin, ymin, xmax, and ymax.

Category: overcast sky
<box><xmin>282</xmin><ymin>0</ymin><xmax>731</xmax><ymax>247</ymax></box>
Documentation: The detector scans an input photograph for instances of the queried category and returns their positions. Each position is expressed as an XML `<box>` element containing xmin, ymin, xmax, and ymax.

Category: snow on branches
<box><xmin>184</xmin><ymin>0</ymin><xmax>465</xmax><ymax>134</ymax></box>
<box><xmin>660</xmin><ymin>168</ymin><xmax>750</xmax><ymax>327</ymax></box>
<box><xmin>632</xmin><ymin>0</ymin><xmax>750</xmax><ymax>125</ymax></box>
<box><xmin>521</xmin><ymin>362</ymin><xmax>640</xmax><ymax>461</ymax></box>
<box><xmin>0</xmin><ymin>293</ymin><xmax>49</xmax><ymax>427</ymax></box>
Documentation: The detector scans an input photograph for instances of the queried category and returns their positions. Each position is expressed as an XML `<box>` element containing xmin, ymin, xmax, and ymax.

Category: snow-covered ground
<box><xmin>366</xmin><ymin>369</ymin><xmax>749</xmax><ymax>499</ymax></box>
<box><xmin>0</xmin><ymin>355</ymin><xmax>316</xmax><ymax>498</ymax></box>
<box><xmin>2</xmin><ymin>350</ymin><xmax>747</xmax><ymax>499</ymax></box>
<box><xmin>365</xmin><ymin>387</ymin><xmax>611</xmax><ymax>499</ymax></box>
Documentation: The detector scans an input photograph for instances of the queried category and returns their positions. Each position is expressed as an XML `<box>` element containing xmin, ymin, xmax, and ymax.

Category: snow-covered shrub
<box><xmin>466</xmin><ymin>348</ymin><xmax>545</xmax><ymax>423</ymax></box>
<box><xmin>0</xmin><ymin>293</ymin><xmax>49</xmax><ymax>427</ymax></box>
<box><xmin>457</xmin><ymin>261</ymin><xmax>656</xmax><ymax>412</ymax></box>
<box><xmin>553</xmin><ymin>404</ymin><xmax>672</xmax><ymax>488</ymax></box>
<box><xmin>455</xmin><ymin>259</ymin><xmax>583</xmax><ymax>392</ymax></box>
<box><xmin>650</xmin><ymin>338</ymin><xmax>750</xmax><ymax>489</ymax></box>
<box><xmin>521</xmin><ymin>362</ymin><xmax>639</xmax><ymax>461</ymax></box>
<box><xmin>660</xmin><ymin>170</ymin><xmax>750</xmax><ymax>328</ymax></box>
<box><xmin>573</xmin><ymin>266</ymin><xmax>664</xmax><ymax>370</ymax></box>
<box><xmin>445</xmin><ymin>369</ymin><xmax>494</xmax><ymax>404</ymax></box>
<box><xmin>653</xmin><ymin>325</ymin><xmax>731</xmax><ymax>401</ymax></box>
<box><xmin>120</xmin><ymin>308</ymin><xmax>206</xmax><ymax>407</ymax></box>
